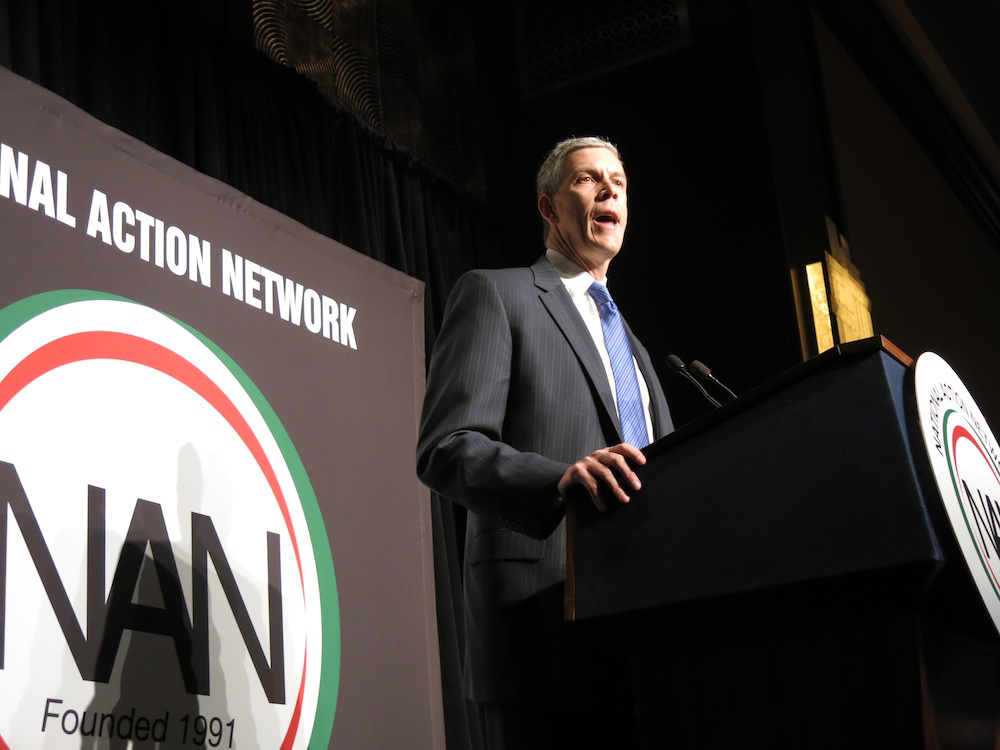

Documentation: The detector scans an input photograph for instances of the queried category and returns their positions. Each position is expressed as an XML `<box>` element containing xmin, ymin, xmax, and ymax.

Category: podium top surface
<box><xmin>643</xmin><ymin>335</ymin><xmax>912</xmax><ymax>462</ymax></box>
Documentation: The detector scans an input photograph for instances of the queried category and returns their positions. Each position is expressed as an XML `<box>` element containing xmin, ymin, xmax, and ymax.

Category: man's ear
<box><xmin>537</xmin><ymin>194</ymin><xmax>557</xmax><ymax>224</ymax></box>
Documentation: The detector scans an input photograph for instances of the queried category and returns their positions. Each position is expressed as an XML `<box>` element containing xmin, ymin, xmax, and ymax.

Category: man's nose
<box><xmin>598</xmin><ymin>179</ymin><xmax>619</xmax><ymax>200</ymax></box>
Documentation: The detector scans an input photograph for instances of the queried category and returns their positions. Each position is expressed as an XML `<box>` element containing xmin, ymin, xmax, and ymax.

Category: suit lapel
<box><xmin>530</xmin><ymin>256</ymin><xmax>624</xmax><ymax>441</ymax></box>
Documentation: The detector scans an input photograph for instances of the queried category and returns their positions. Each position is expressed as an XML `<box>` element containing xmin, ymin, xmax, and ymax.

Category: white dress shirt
<box><xmin>545</xmin><ymin>249</ymin><xmax>653</xmax><ymax>445</ymax></box>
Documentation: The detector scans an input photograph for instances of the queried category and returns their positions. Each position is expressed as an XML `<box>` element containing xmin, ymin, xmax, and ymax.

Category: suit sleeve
<box><xmin>416</xmin><ymin>270</ymin><xmax>568</xmax><ymax>538</ymax></box>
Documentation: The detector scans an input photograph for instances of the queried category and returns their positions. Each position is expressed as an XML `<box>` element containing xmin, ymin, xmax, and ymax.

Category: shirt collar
<box><xmin>545</xmin><ymin>248</ymin><xmax>608</xmax><ymax>296</ymax></box>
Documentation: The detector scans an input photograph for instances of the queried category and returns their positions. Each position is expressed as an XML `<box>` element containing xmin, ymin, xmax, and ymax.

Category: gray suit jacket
<box><xmin>417</xmin><ymin>255</ymin><xmax>672</xmax><ymax>702</ymax></box>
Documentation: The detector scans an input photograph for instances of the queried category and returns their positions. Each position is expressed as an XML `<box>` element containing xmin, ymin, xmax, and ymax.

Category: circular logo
<box><xmin>915</xmin><ymin>351</ymin><xmax>1000</xmax><ymax>636</ymax></box>
<box><xmin>0</xmin><ymin>291</ymin><xmax>339</xmax><ymax>749</ymax></box>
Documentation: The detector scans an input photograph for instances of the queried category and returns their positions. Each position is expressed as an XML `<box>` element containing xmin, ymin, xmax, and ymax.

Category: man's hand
<box><xmin>557</xmin><ymin>443</ymin><xmax>646</xmax><ymax>512</ymax></box>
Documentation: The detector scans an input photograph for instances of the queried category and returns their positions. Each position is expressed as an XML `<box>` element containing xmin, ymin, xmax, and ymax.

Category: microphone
<box><xmin>666</xmin><ymin>354</ymin><xmax>721</xmax><ymax>408</ymax></box>
<box><xmin>690</xmin><ymin>360</ymin><xmax>738</xmax><ymax>401</ymax></box>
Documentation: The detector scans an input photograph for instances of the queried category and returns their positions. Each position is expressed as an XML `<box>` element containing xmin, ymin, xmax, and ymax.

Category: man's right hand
<box><xmin>557</xmin><ymin>443</ymin><xmax>646</xmax><ymax>512</ymax></box>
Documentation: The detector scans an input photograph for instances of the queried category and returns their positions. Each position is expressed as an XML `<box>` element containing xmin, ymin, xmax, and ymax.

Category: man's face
<box><xmin>539</xmin><ymin>147</ymin><xmax>628</xmax><ymax>273</ymax></box>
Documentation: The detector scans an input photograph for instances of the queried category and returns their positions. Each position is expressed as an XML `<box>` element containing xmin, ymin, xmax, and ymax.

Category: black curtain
<box><xmin>1</xmin><ymin>0</ymin><xmax>497</xmax><ymax>745</ymax></box>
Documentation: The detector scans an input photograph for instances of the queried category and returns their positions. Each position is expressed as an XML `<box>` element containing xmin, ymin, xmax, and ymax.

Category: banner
<box><xmin>0</xmin><ymin>67</ymin><xmax>442</xmax><ymax>749</ymax></box>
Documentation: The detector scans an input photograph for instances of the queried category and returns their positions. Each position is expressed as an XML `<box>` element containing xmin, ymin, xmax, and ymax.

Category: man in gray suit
<box><xmin>417</xmin><ymin>136</ymin><xmax>673</xmax><ymax>748</ymax></box>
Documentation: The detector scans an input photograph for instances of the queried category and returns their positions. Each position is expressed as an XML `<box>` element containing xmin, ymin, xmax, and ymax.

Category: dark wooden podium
<box><xmin>566</xmin><ymin>337</ymin><xmax>1000</xmax><ymax>749</ymax></box>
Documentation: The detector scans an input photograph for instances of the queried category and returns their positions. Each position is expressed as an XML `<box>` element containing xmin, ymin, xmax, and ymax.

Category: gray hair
<box><xmin>535</xmin><ymin>136</ymin><xmax>622</xmax><ymax>199</ymax></box>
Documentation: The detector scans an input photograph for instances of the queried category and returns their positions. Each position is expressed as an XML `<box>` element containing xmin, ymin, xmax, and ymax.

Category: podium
<box><xmin>566</xmin><ymin>337</ymin><xmax>1000</xmax><ymax>749</ymax></box>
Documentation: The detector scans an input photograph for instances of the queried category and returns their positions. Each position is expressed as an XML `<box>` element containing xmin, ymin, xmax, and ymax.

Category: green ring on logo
<box><xmin>943</xmin><ymin>408</ymin><xmax>1000</xmax><ymax>604</ymax></box>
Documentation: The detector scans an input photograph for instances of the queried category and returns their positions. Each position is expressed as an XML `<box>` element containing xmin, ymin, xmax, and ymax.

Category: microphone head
<box><xmin>690</xmin><ymin>360</ymin><xmax>711</xmax><ymax>378</ymax></box>
<box><xmin>666</xmin><ymin>354</ymin><xmax>687</xmax><ymax>373</ymax></box>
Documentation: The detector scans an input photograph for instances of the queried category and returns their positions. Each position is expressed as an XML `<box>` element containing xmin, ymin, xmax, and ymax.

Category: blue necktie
<box><xmin>588</xmin><ymin>282</ymin><xmax>649</xmax><ymax>448</ymax></box>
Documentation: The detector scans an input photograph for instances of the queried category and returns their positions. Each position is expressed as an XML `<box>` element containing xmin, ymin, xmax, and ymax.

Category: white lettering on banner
<box><xmin>222</xmin><ymin>249</ymin><xmax>358</xmax><ymax>349</ymax></box>
<box><xmin>1</xmin><ymin>143</ymin><xmax>77</xmax><ymax>228</ymax></box>
<box><xmin>1</xmin><ymin>139</ymin><xmax>361</xmax><ymax>351</ymax></box>
<box><xmin>86</xmin><ymin>190</ymin><xmax>212</xmax><ymax>287</ymax></box>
